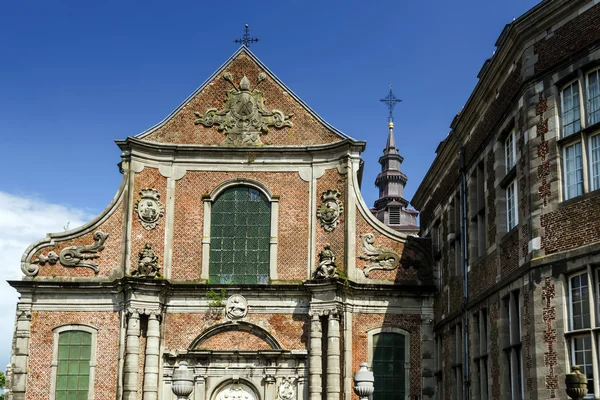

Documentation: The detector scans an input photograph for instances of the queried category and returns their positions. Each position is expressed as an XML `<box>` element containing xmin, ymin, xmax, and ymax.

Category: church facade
<box><xmin>8</xmin><ymin>48</ymin><xmax>435</xmax><ymax>400</ymax></box>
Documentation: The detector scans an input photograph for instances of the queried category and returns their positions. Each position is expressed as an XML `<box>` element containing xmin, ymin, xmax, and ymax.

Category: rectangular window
<box><xmin>506</xmin><ymin>180</ymin><xmax>518</xmax><ymax>231</ymax></box>
<box><xmin>570</xmin><ymin>273</ymin><xmax>591</xmax><ymax>330</ymax></box>
<box><xmin>564</xmin><ymin>142</ymin><xmax>584</xmax><ymax>200</ymax></box>
<box><xmin>588</xmin><ymin>69</ymin><xmax>600</xmax><ymax>126</ymax></box>
<box><xmin>452</xmin><ymin>324</ymin><xmax>463</xmax><ymax>400</ymax></box>
<box><xmin>389</xmin><ymin>207</ymin><xmax>401</xmax><ymax>225</ymax></box>
<box><xmin>56</xmin><ymin>331</ymin><xmax>92</xmax><ymax>400</ymax></box>
<box><xmin>505</xmin><ymin>131</ymin><xmax>516</xmax><ymax>172</ymax></box>
<box><xmin>562</xmin><ymin>81</ymin><xmax>581</xmax><ymax>137</ymax></box>
<box><xmin>590</xmin><ymin>134</ymin><xmax>600</xmax><ymax>191</ymax></box>
<box><xmin>502</xmin><ymin>291</ymin><xmax>523</xmax><ymax>399</ymax></box>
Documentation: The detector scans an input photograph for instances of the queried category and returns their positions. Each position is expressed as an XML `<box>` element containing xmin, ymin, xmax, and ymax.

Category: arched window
<box><xmin>51</xmin><ymin>325</ymin><xmax>97</xmax><ymax>400</ymax></box>
<box><xmin>371</xmin><ymin>331</ymin><xmax>408</xmax><ymax>400</ymax></box>
<box><xmin>209</xmin><ymin>186</ymin><xmax>271</xmax><ymax>284</ymax></box>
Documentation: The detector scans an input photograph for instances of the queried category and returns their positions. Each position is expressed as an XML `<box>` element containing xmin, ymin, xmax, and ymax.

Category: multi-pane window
<box><xmin>590</xmin><ymin>134</ymin><xmax>600</xmax><ymax>191</ymax></box>
<box><xmin>469</xmin><ymin>162</ymin><xmax>486</xmax><ymax>261</ymax></box>
<box><xmin>562</xmin><ymin>81</ymin><xmax>581</xmax><ymax>137</ymax></box>
<box><xmin>453</xmin><ymin>195</ymin><xmax>463</xmax><ymax>277</ymax></box>
<box><xmin>563</xmin><ymin>142</ymin><xmax>584</xmax><ymax>200</ymax></box>
<box><xmin>209</xmin><ymin>186</ymin><xmax>271</xmax><ymax>284</ymax></box>
<box><xmin>506</xmin><ymin>180</ymin><xmax>518</xmax><ymax>230</ymax></box>
<box><xmin>588</xmin><ymin>69</ymin><xmax>600</xmax><ymax>126</ymax></box>
<box><xmin>505</xmin><ymin>131</ymin><xmax>517</xmax><ymax>172</ymax></box>
<box><xmin>473</xmin><ymin>310</ymin><xmax>489</xmax><ymax>400</ymax></box>
<box><xmin>56</xmin><ymin>331</ymin><xmax>92</xmax><ymax>400</ymax></box>
<box><xmin>502</xmin><ymin>291</ymin><xmax>523</xmax><ymax>400</ymax></box>
<box><xmin>372</xmin><ymin>333</ymin><xmax>407</xmax><ymax>400</ymax></box>
<box><xmin>451</xmin><ymin>324</ymin><xmax>463</xmax><ymax>400</ymax></box>
<box><xmin>434</xmin><ymin>334</ymin><xmax>443</xmax><ymax>400</ymax></box>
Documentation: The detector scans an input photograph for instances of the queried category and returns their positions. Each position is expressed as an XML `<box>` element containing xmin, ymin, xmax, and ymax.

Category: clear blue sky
<box><xmin>0</xmin><ymin>0</ymin><xmax>541</xmax><ymax>213</ymax></box>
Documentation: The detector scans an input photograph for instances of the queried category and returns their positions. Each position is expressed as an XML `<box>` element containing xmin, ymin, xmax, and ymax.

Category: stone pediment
<box><xmin>136</xmin><ymin>47</ymin><xmax>353</xmax><ymax>146</ymax></box>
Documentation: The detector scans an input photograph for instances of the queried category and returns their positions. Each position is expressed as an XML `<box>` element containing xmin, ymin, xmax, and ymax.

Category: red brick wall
<box><xmin>315</xmin><ymin>169</ymin><xmax>346</xmax><ymax>275</ymax></box>
<box><xmin>499</xmin><ymin>230</ymin><xmax>519</xmax><ymax>279</ymax></box>
<box><xmin>170</xmin><ymin>171</ymin><xmax>309</xmax><ymax>281</ymax></box>
<box><xmin>27</xmin><ymin>311</ymin><xmax>120</xmax><ymax>400</ymax></box>
<box><xmin>489</xmin><ymin>303</ymin><xmax>500</xmax><ymax>400</ymax></box>
<box><xmin>352</xmin><ymin>313</ymin><xmax>422</xmax><ymax>400</ymax></box>
<box><xmin>32</xmin><ymin>202</ymin><xmax>124</xmax><ymax>278</ymax></box>
<box><xmin>468</xmin><ymin>250</ymin><xmax>497</xmax><ymax>299</ymax></box>
<box><xmin>131</xmin><ymin>168</ymin><xmax>167</xmax><ymax>275</ymax></box>
<box><xmin>164</xmin><ymin>312</ymin><xmax>308</xmax><ymax>351</ymax></box>
<box><xmin>141</xmin><ymin>53</ymin><xmax>342</xmax><ymax>146</ymax></box>
<box><xmin>541</xmin><ymin>195</ymin><xmax>600</xmax><ymax>254</ymax></box>
<box><xmin>196</xmin><ymin>331</ymin><xmax>272</xmax><ymax>351</ymax></box>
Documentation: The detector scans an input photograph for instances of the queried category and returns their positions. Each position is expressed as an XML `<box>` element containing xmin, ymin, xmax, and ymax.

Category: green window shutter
<box><xmin>372</xmin><ymin>333</ymin><xmax>407</xmax><ymax>400</ymax></box>
<box><xmin>56</xmin><ymin>331</ymin><xmax>92</xmax><ymax>400</ymax></box>
<box><xmin>210</xmin><ymin>187</ymin><xmax>271</xmax><ymax>284</ymax></box>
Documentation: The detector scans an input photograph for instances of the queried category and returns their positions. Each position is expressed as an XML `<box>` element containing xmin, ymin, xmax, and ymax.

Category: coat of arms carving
<box><xmin>194</xmin><ymin>73</ymin><xmax>293</xmax><ymax>145</ymax></box>
<box><xmin>316</xmin><ymin>190</ymin><xmax>344</xmax><ymax>232</ymax></box>
<box><xmin>135</xmin><ymin>188</ymin><xmax>164</xmax><ymax>230</ymax></box>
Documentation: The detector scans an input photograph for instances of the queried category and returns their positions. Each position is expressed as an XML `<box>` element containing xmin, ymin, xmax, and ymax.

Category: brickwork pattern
<box><xmin>486</xmin><ymin>150</ymin><xmax>497</xmax><ymax>245</ymax></box>
<box><xmin>499</xmin><ymin>229</ymin><xmax>519</xmax><ymax>279</ymax></box>
<box><xmin>315</xmin><ymin>169</ymin><xmax>346</xmax><ymax>277</ymax></box>
<box><xmin>142</xmin><ymin>53</ymin><xmax>342</xmax><ymax>146</ymax></box>
<box><xmin>164</xmin><ymin>312</ymin><xmax>308</xmax><ymax>351</ymax></box>
<box><xmin>489</xmin><ymin>303</ymin><xmax>500</xmax><ymax>400</ymax></box>
<box><xmin>540</xmin><ymin>194</ymin><xmax>600</xmax><ymax>254</ymax></box>
<box><xmin>170</xmin><ymin>171</ymin><xmax>309</xmax><ymax>281</ymax></box>
<box><xmin>27</xmin><ymin>311</ymin><xmax>120</xmax><ymax>400</ymax></box>
<box><xmin>523</xmin><ymin>289</ymin><xmax>533</xmax><ymax>398</ymax></box>
<box><xmin>419</xmin><ymin>159</ymin><xmax>459</xmax><ymax>230</ymax></box>
<box><xmin>468</xmin><ymin>250</ymin><xmax>497</xmax><ymax>299</ymax></box>
<box><xmin>534</xmin><ymin>3</ymin><xmax>600</xmax><ymax>73</ymax></box>
<box><xmin>541</xmin><ymin>277</ymin><xmax>558</xmax><ymax>397</ymax></box>
<box><xmin>355</xmin><ymin>209</ymin><xmax>415</xmax><ymax>282</ymax></box>
<box><xmin>351</xmin><ymin>313</ymin><xmax>421</xmax><ymax>400</ymax></box>
<box><xmin>535</xmin><ymin>94</ymin><xmax>551</xmax><ymax>207</ymax></box>
<box><xmin>518</xmin><ymin>110</ymin><xmax>529</xmax><ymax>258</ymax></box>
<box><xmin>33</xmin><ymin>201</ymin><xmax>124</xmax><ymax>278</ymax></box>
<box><xmin>196</xmin><ymin>330</ymin><xmax>272</xmax><ymax>351</ymax></box>
<box><xmin>131</xmin><ymin>167</ymin><xmax>167</xmax><ymax>275</ymax></box>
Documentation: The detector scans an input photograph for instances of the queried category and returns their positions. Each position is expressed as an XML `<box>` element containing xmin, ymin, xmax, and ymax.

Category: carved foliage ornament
<box><xmin>25</xmin><ymin>230</ymin><xmax>109</xmax><ymax>276</ymax></box>
<box><xmin>216</xmin><ymin>384</ymin><xmax>255</xmax><ymax>400</ymax></box>
<box><xmin>277</xmin><ymin>377</ymin><xmax>296</xmax><ymax>400</ymax></box>
<box><xmin>132</xmin><ymin>243</ymin><xmax>161</xmax><ymax>278</ymax></box>
<box><xmin>135</xmin><ymin>188</ymin><xmax>164</xmax><ymax>230</ymax></box>
<box><xmin>226</xmin><ymin>294</ymin><xmax>248</xmax><ymax>320</ymax></box>
<box><xmin>314</xmin><ymin>244</ymin><xmax>338</xmax><ymax>279</ymax></box>
<box><xmin>194</xmin><ymin>73</ymin><xmax>293</xmax><ymax>145</ymax></box>
<box><xmin>359</xmin><ymin>233</ymin><xmax>400</xmax><ymax>277</ymax></box>
<box><xmin>316</xmin><ymin>190</ymin><xmax>343</xmax><ymax>232</ymax></box>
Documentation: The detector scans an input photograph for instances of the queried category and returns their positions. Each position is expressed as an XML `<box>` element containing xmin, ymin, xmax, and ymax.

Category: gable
<box><xmin>136</xmin><ymin>47</ymin><xmax>350</xmax><ymax>146</ymax></box>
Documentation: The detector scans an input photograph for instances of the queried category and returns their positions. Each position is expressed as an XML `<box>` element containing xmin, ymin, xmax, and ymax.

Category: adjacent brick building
<box><xmin>412</xmin><ymin>0</ymin><xmax>600</xmax><ymax>399</ymax></box>
<box><xmin>7</xmin><ymin>47</ymin><xmax>437</xmax><ymax>400</ymax></box>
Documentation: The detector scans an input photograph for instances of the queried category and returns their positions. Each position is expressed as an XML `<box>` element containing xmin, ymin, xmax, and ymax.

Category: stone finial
<box><xmin>565</xmin><ymin>365</ymin><xmax>588</xmax><ymax>399</ymax></box>
<box><xmin>353</xmin><ymin>362</ymin><xmax>374</xmax><ymax>400</ymax></box>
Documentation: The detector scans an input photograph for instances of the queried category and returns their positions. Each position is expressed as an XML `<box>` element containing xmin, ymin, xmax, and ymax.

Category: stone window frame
<box><xmin>366</xmin><ymin>326</ymin><xmax>410</xmax><ymax>399</ymax></box>
<box><xmin>563</xmin><ymin>267</ymin><xmax>600</xmax><ymax>397</ymax></box>
<box><xmin>556</xmin><ymin>67</ymin><xmax>600</xmax><ymax>202</ymax></box>
<box><xmin>500</xmin><ymin>290</ymin><xmax>523</xmax><ymax>400</ymax></box>
<box><xmin>451</xmin><ymin>324</ymin><xmax>463</xmax><ymax>400</ymax></box>
<box><xmin>471</xmin><ymin>308</ymin><xmax>489</xmax><ymax>400</ymax></box>
<box><xmin>505</xmin><ymin>179</ymin><xmax>518</xmax><ymax>231</ymax></box>
<box><xmin>504</xmin><ymin>130</ymin><xmax>517</xmax><ymax>174</ymax></box>
<box><xmin>201</xmin><ymin>178</ymin><xmax>279</xmax><ymax>282</ymax></box>
<box><xmin>49</xmin><ymin>324</ymin><xmax>98</xmax><ymax>400</ymax></box>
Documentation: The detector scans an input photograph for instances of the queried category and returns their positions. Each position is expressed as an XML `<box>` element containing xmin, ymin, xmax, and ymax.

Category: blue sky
<box><xmin>0</xmin><ymin>0</ymin><xmax>541</xmax><ymax>369</ymax></box>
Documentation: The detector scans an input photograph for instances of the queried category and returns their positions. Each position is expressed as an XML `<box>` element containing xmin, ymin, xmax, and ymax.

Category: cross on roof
<box><xmin>234</xmin><ymin>24</ymin><xmax>259</xmax><ymax>47</ymax></box>
<box><xmin>380</xmin><ymin>84</ymin><xmax>402</xmax><ymax>122</ymax></box>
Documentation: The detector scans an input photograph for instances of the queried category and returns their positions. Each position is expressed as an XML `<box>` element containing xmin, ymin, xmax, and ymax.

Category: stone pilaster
<box><xmin>123</xmin><ymin>310</ymin><xmax>141</xmax><ymax>400</ymax></box>
<box><xmin>309</xmin><ymin>312</ymin><xmax>323</xmax><ymax>400</ymax></box>
<box><xmin>142</xmin><ymin>312</ymin><xmax>161</xmax><ymax>400</ymax></box>
<box><xmin>264</xmin><ymin>374</ymin><xmax>276</xmax><ymax>400</ymax></box>
<box><xmin>10</xmin><ymin>309</ymin><xmax>32</xmax><ymax>400</ymax></box>
<box><xmin>326</xmin><ymin>310</ymin><xmax>341</xmax><ymax>400</ymax></box>
<box><xmin>193</xmin><ymin>375</ymin><xmax>205</xmax><ymax>400</ymax></box>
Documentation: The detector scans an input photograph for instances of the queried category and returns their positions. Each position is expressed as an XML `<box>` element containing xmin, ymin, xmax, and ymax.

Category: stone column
<box><xmin>10</xmin><ymin>309</ymin><xmax>32</xmax><ymax>400</ymax></box>
<box><xmin>264</xmin><ymin>374</ymin><xmax>276</xmax><ymax>400</ymax></box>
<box><xmin>309</xmin><ymin>312</ymin><xmax>323</xmax><ymax>400</ymax></box>
<box><xmin>123</xmin><ymin>310</ymin><xmax>141</xmax><ymax>400</ymax></box>
<box><xmin>143</xmin><ymin>312</ymin><xmax>161</xmax><ymax>400</ymax></box>
<box><xmin>326</xmin><ymin>311</ymin><xmax>341</xmax><ymax>400</ymax></box>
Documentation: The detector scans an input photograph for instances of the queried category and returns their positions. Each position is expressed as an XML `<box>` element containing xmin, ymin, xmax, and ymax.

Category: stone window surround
<box><xmin>500</xmin><ymin>290</ymin><xmax>523</xmax><ymax>400</ymax></box>
<box><xmin>505</xmin><ymin>179</ymin><xmax>518</xmax><ymax>231</ymax></box>
<box><xmin>556</xmin><ymin>66</ymin><xmax>600</xmax><ymax>202</ymax></box>
<box><xmin>366</xmin><ymin>326</ymin><xmax>410</xmax><ymax>399</ymax></box>
<box><xmin>471</xmin><ymin>308</ymin><xmax>489</xmax><ymax>400</ymax></box>
<box><xmin>201</xmin><ymin>178</ymin><xmax>279</xmax><ymax>282</ymax></box>
<box><xmin>49</xmin><ymin>324</ymin><xmax>98</xmax><ymax>400</ymax></box>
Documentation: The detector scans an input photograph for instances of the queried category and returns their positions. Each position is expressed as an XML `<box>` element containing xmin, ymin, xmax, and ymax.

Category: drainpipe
<box><xmin>450</xmin><ymin>129</ymin><xmax>470</xmax><ymax>400</ymax></box>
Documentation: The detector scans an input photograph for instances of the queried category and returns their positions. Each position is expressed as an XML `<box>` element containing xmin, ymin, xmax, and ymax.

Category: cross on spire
<box><xmin>380</xmin><ymin>83</ymin><xmax>402</xmax><ymax>122</ymax></box>
<box><xmin>234</xmin><ymin>24</ymin><xmax>259</xmax><ymax>47</ymax></box>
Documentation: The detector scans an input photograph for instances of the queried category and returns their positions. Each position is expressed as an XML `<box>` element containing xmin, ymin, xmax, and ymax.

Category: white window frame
<box><xmin>49</xmin><ymin>324</ymin><xmax>98</xmax><ymax>400</ymax></box>
<box><xmin>587</xmin><ymin>67</ymin><xmax>600</xmax><ymax>126</ymax></box>
<box><xmin>506</xmin><ymin>180</ymin><xmax>518</xmax><ymax>231</ymax></box>
<box><xmin>367</xmin><ymin>327</ymin><xmax>410</xmax><ymax>399</ymax></box>
<box><xmin>561</xmin><ymin>80</ymin><xmax>583</xmax><ymax>138</ymax></box>
<box><xmin>589</xmin><ymin>133</ymin><xmax>600</xmax><ymax>192</ymax></box>
<box><xmin>505</xmin><ymin>130</ymin><xmax>517</xmax><ymax>173</ymax></box>
<box><xmin>563</xmin><ymin>141</ymin><xmax>585</xmax><ymax>200</ymax></box>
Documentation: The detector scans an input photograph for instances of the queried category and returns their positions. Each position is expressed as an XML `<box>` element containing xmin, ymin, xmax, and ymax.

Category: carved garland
<box><xmin>25</xmin><ymin>230</ymin><xmax>109</xmax><ymax>276</ymax></box>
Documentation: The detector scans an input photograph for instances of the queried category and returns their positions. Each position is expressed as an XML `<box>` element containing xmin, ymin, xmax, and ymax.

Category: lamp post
<box><xmin>353</xmin><ymin>362</ymin><xmax>374</xmax><ymax>400</ymax></box>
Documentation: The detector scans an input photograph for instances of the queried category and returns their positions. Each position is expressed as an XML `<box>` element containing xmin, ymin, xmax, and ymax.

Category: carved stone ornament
<box><xmin>134</xmin><ymin>188</ymin><xmax>164</xmax><ymax>230</ymax></box>
<box><xmin>359</xmin><ymin>233</ymin><xmax>400</xmax><ymax>277</ymax></box>
<box><xmin>316</xmin><ymin>190</ymin><xmax>343</xmax><ymax>232</ymax></box>
<box><xmin>314</xmin><ymin>244</ymin><xmax>338</xmax><ymax>279</ymax></box>
<box><xmin>24</xmin><ymin>230</ymin><xmax>109</xmax><ymax>276</ymax></box>
<box><xmin>216</xmin><ymin>384</ymin><xmax>255</xmax><ymax>400</ymax></box>
<box><xmin>194</xmin><ymin>73</ymin><xmax>293</xmax><ymax>145</ymax></box>
<box><xmin>225</xmin><ymin>294</ymin><xmax>248</xmax><ymax>320</ymax></box>
<box><xmin>277</xmin><ymin>377</ymin><xmax>296</xmax><ymax>400</ymax></box>
<box><xmin>132</xmin><ymin>243</ymin><xmax>161</xmax><ymax>278</ymax></box>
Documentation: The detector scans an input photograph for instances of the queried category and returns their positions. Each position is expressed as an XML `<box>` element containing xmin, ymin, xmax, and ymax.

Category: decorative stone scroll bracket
<box><xmin>24</xmin><ymin>230</ymin><xmax>109</xmax><ymax>276</ymax></box>
<box><xmin>358</xmin><ymin>233</ymin><xmax>400</xmax><ymax>277</ymax></box>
